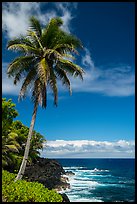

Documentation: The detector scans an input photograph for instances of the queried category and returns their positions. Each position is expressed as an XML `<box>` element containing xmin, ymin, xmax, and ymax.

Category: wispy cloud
<box><xmin>2</xmin><ymin>2</ymin><xmax>41</xmax><ymax>39</ymax></box>
<box><xmin>2</xmin><ymin>60</ymin><xmax>135</xmax><ymax>97</ymax></box>
<box><xmin>69</xmin><ymin>47</ymin><xmax>135</xmax><ymax>97</ymax></box>
<box><xmin>2</xmin><ymin>2</ymin><xmax>77</xmax><ymax>39</ymax></box>
<box><xmin>40</xmin><ymin>139</ymin><xmax>135</xmax><ymax>158</ymax></box>
<box><xmin>82</xmin><ymin>48</ymin><xmax>95</xmax><ymax>68</ymax></box>
<box><xmin>55</xmin><ymin>2</ymin><xmax>78</xmax><ymax>33</ymax></box>
<box><xmin>2</xmin><ymin>62</ymin><xmax>22</xmax><ymax>95</ymax></box>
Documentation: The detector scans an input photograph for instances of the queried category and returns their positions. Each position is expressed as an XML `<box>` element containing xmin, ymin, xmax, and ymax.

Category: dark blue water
<box><xmin>56</xmin><ymin>158</ymin><xmax>135</xmax><ymax>202</ymax></box>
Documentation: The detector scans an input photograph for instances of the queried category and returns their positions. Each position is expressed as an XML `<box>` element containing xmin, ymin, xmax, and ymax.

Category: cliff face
<box><xmin>24</xmin><ymin>157</ymin><xmax>70</xmax><ymax>202</ymax></box>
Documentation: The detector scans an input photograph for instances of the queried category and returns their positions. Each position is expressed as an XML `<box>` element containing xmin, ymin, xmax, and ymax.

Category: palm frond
<box><xmin>43</xmin><ymin>49</ymin><xmax>62</xmax><ymax>62</ymax></box>
<box><xmin>37</xmin><ymin>58</ymin><xmax>50</xmax><ymax>84</ymax></box>
<box><xmin>2</xmin><ymin>157</ymin><xmax>8</xmax><ymax>167</ymax></box>
<box><xmin>7</xmin><ymin>37</ymin><xmax>35</xmax><ymax>48</ymax></box>
<box><xmin>58</xmin><ymin>58</ymin><xmax>85</xmax><ymax>80</ymax></box>
<box><xmin>51</xmin><ymin>30</ymin><xmax>83</xmax><ymax>50</ymax></box>
<box><xmin>29</xmin><ymin>16</ymin><xmax>42</xmax><ymax>38</ymax></box>
<box><xmin>7</xmin><ymin>56</ymin><xmax>36</xmax><ymax>85</ymax></box>
<box><xmin>8</xmin><ymin>132</ymin><xmax>18</xmax><ymax>139</ymax></box>
<box><xmin>41</xmin><ymin>83</ymin><xmax>47</xmax><ymax>108</ymax></box>
<box><xmin>19</xmin><ymin>68</ymin><xmax>37</xmax><ymax>100</ymax></box>
<box><xmin>27</xmin><ymin>30</ymin><xmax>44</xmax><ymax>50</ymax></box>
<box><xmin>7</xmin><ymin>56</ymin><xmax>34</xmax><ymax>77</ymax></box>
<box><xmin>40</xmin><ymin>18</ymin><xmax>63</xmax><ymax>48</ymax></box>
<box><xmin>5</xmin><ymin>144</ymin><xmax>19</xmax><ymax>152</ymax></box>
<box><xmin>13</xmin><ymin>72</ymin><xmax>22</xmax><ymax>85</ymax></box>
<box><xmin>62</xmin><ymin>53</ymin><xmax>75</xmax><ymax>61</ymax></box>
<box><xmin>55</xmin><ymin>66</ymin><xmax>72</xmax><ymax>95</ymax></box>
<box><xmin>31</xmin><ymin>79</ymin><xmax>46</xmax><ymax>107</ymax></box>
<box><xmin>7</xmin><ymin>43</ymin><xmax>41</xmax><ymax>55</ymax></box>
<box><xmin>48</xmin><ymin>68</ymin><xmax>58</xmax><ymax>106</ymax></box>
<box><xmin>53</xmin><ymin>43</ymin><xmax>79</xmax><ymax>55</ymax></box>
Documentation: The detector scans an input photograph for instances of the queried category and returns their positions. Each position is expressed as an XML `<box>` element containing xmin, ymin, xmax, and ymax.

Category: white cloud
<box><xmin>40</xmin><ymin>139</ymin><xmax>135</xmax><ymax>158</ymax></box>
<box><xmin>2</xmin><ymin>62</ymin><xmax>22</xmax><ymax>95</ymax></box>
<box><xmin>2</xmin><ymin>2</ymin><xmax>77</xmax><ymax>39</ymax></box>
<box><xmin>82</xmin><ymin>48</ymin><xmax>95</xmax><ymax>68</ymax></box>
<box><xmin>55</xmin><ymin>48</ymin><xmax>134</xmax><ymax>97</ymax></box>
<box><xmin>69</xmin><ymin>48</ymin><xmax>135</xmax><ymax>97</ymax></box>
<box><xmin>2</xmin><ymin>2</ymin><xmax>41</xmax><ymax>38</ymax></box>
<box><xmin>55</xmin><ymin>2</ymin><xmax>77</xmax><ymax>33</ymax></box>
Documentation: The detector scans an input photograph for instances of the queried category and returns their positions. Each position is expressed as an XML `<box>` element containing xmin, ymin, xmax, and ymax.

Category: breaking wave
<box><xmin>58</xmin><ymin>159</ymin><xmax>135</xmax><ymax>202</ymax></box>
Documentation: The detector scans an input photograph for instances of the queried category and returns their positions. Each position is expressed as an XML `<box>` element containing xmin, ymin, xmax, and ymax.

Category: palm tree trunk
<box><xmin>14</xmin><ymin>102</ymin><xmax>38</xmax><ymax>181</ymax></box>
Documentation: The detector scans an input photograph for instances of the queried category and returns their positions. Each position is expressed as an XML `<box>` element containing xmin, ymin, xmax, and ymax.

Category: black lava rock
<box><xmin>60</xmin><ymin>193</ymin><xmax>70</xmax><ymax>202</ymax></box>
<box><xmin>23</xmin><ymin>157</ymin><xmax>70</xmax><ymax>202</ymax></box>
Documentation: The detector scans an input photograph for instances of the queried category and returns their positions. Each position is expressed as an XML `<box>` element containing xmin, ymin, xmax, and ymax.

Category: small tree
<box><xmin>11</xmin><ymin>120</ymin><xmax>46</xmax><ymax>163</ymax></box>
<box><xmin>2</xmin><ymin>98</ymin><xmax>45</xmax><ymax>170</ymax></box>
<box><xmin>2</xmin><ymin>98</ymin><xmax>20</xmax><ymax>168</ymax></box>
<box><xmin>2</xmin><ymin>98</ymin><xmax>18</xmax><ymax>136</ymax></box>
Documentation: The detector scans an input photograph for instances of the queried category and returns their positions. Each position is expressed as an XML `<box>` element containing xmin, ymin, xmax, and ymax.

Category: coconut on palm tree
<box><xmin>7</xmin><ymin>16</ymin><xmax>85</xmax><ymax>181</ymax></box>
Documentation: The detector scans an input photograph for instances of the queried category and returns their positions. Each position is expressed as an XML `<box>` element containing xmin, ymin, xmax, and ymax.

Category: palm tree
<box><xmin>2</xmin><ymin>132</ymin><xmax>21</xmax><ymax>168</ymax></box>
<box><xmin>7</xmin><ymin>16</ymin><xmax>84</xmax><ymax>181</ymax></box>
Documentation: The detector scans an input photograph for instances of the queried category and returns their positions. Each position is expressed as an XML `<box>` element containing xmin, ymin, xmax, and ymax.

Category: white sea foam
<box><xmin>93</xmin><ymin>168</ymin><xmax>109</xmax><ymax>172</ymax></box>
<box><xmin>87</xmin><ymin>174</ymin><xmax>112</xmax><ymax>177</ymax></box>
<box><xmin>68</xmin><ymin>176</ymin><xmax>100</xmax><ymax>192</ymax></box>
<box><xmin>68</xmin><ymin>195</ymin><xmax>103</xmax><ymax>202</ymax></box>
<box><xmin>63</xmin><ymin>166</ymin><xmax>85</xmax><ymax>170</ymax></box>
<box><xmin>70</xmin><ymin>180</ymin><xmax>99</xmax><ymax>186</ymax></box>
<box><xmin>67</xmin><ymin>189</ymin><xmax>92</xmax><ymax>195</ymax></box>
<box><xmin>74</xmin><ymin>177</ymin><xmax>91</xmax><ymax>180</ymax></box>
<box><xmin>62</xmin><ymin>167</ymin><xmax>110</xmax><ymax>202</ymax></box>
<box><xmin>76</xmin><ymin>168</ymin><xmax>109</xmax><ymax>173</ymax></box>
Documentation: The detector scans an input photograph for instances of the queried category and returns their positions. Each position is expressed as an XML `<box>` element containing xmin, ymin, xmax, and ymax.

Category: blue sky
<box><xmin>2</xmin><ymin>2</ymin><xmax>135</xmax><ymax>158</ymax></box>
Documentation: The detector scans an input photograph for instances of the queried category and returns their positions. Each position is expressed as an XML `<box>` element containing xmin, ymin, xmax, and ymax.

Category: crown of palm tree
<box><xmin>7</xmin><ymin>16</ymin><xmax>84</xmax><ymax>108</ymax></box>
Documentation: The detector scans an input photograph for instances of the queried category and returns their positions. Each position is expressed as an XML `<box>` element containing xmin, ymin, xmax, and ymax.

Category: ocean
<box><xmin>56</xmin><ymin>158</ymin><xmax>135</xmax><ymax>202</ymax></box>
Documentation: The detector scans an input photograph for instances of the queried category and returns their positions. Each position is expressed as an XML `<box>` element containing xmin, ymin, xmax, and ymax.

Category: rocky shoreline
<box><xmin>24</xmin><ymin>157</ymin><xmax>73</xmax><ymax>202</ymax></box>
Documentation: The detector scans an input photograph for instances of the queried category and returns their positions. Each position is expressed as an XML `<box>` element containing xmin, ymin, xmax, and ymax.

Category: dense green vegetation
<box><xmin>2</xmin><ymin>98</ymin><xmax>45</xmax><ymax>171</ymax></box>
<box><xmin>2</xmin><ymin>98</ymin><xmax>63</xmax><ymax>202</ymax></box>
<box><xmin>2</xmin><ymin>170</ymin><xmax>63</xmax><ymax>202</ymax></box>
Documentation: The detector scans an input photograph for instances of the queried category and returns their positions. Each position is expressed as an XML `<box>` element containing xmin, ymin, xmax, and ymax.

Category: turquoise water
<box><xmin>56</xmin><ymin>158</ymin><xmax>135</xmax><ymax>202</ymax></box>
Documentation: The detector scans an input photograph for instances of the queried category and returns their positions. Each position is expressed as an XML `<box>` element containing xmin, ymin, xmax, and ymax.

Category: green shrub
<box><xmin>2</xmin><ymin>170</ymin><xmax>16</xmax><ymax>185</ymax></box>
<box><xmin>2</xmin><ymin>170</ymin><xmax>63</xmax><ymax>202</ymax></box>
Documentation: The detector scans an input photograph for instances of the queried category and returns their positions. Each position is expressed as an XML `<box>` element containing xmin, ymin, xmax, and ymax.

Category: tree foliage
<box><xmin>2</xmin><ymin>98</ymin><xmax>46</xmax><ymax>170</ymax></box>
<box><xmin>2</xmin><ymin>170</ymin><xmax>63</xmax><ymax>202</ymax></box>
<box><xmin>11</xmin><ymin>120</ymin><xmax>46</xmax><ymax>163</ymax></box>
<box><xmin>7</xmin><ymin>16</ymin><xmax>84</xmax><ymax>108</ymax></box>
<box><xmin>2</xmin><ymin>98</ymin><xmax>18</xmax><ymax>136</ymax></box>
